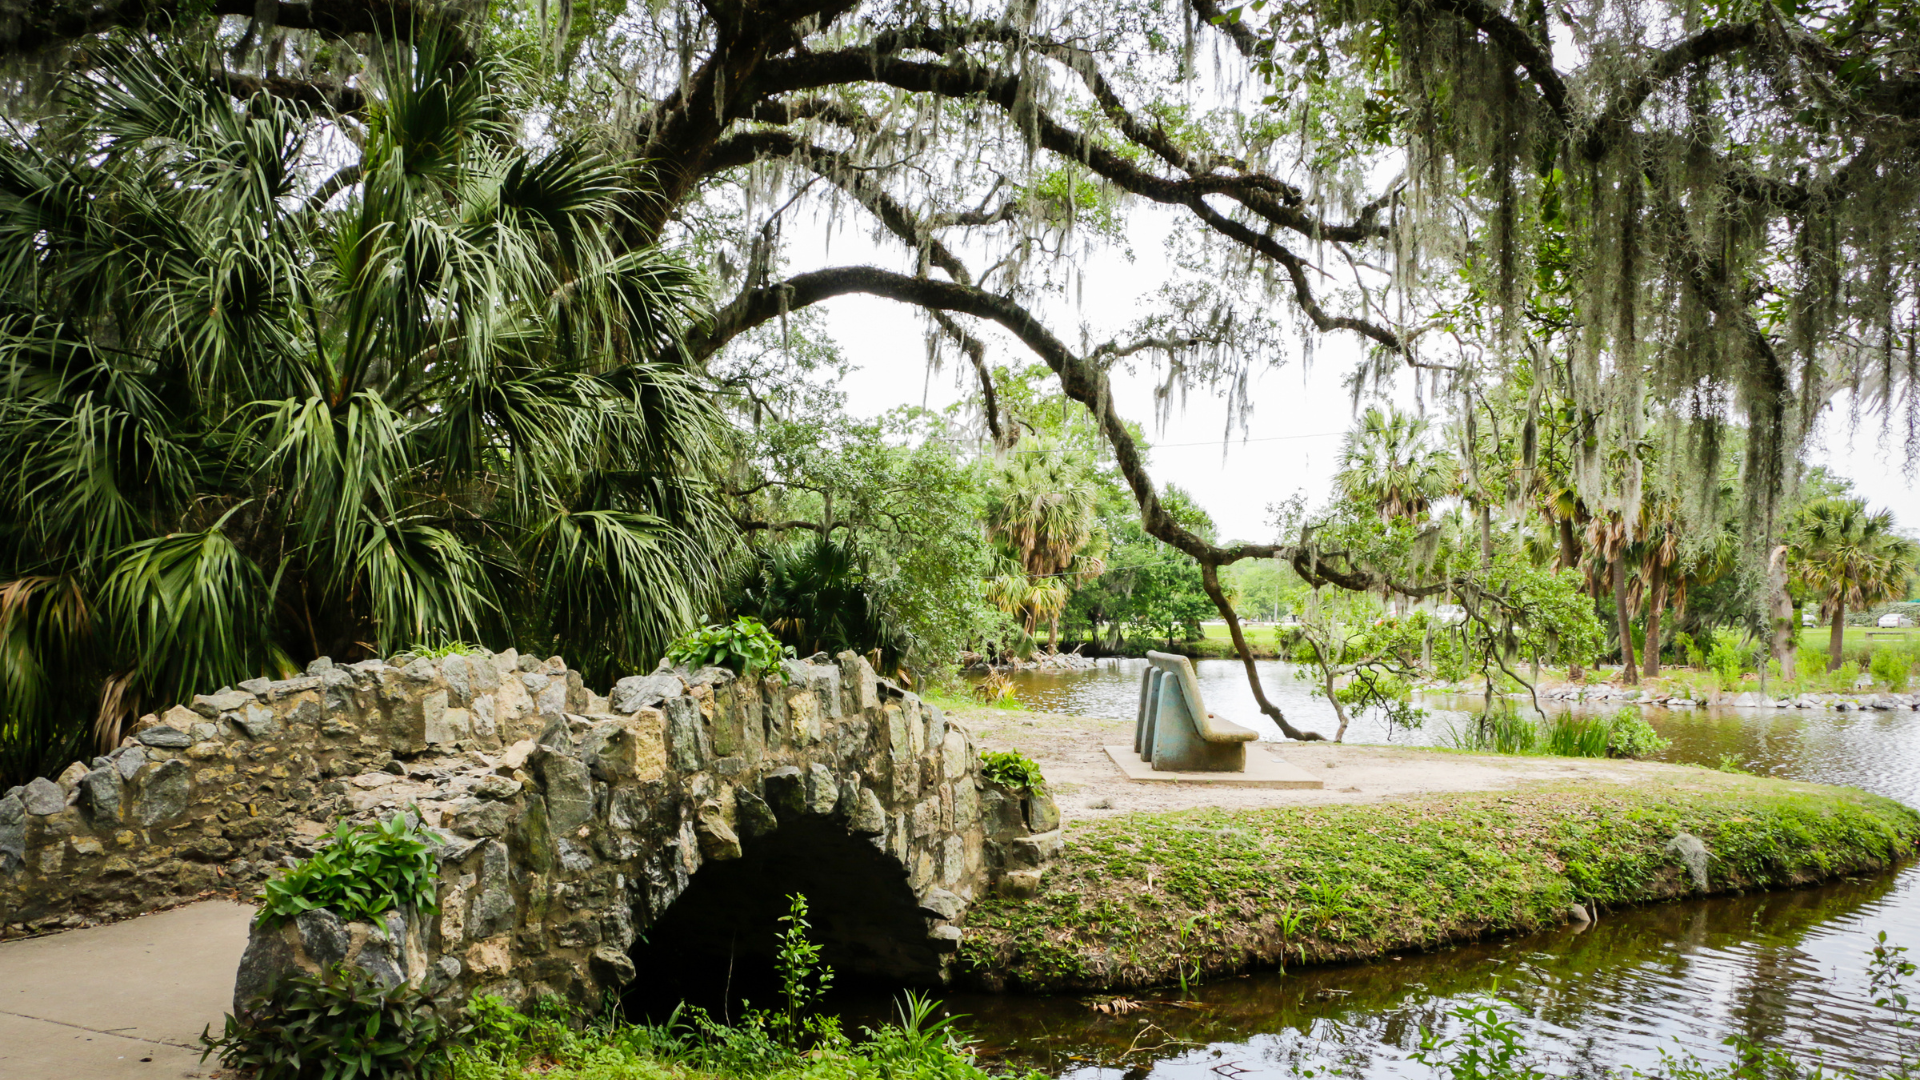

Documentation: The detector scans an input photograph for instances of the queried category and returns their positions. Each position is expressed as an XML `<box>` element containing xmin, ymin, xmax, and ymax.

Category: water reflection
<box><xmin>932</xmin><ymin>658</ymin><xmax>1920</xmax><ymax>1077</ymax></box>
<box><xmin>931</xmin><ymin>872</ymin><xmax>1915</xmax><ymax>1078</ymax></box>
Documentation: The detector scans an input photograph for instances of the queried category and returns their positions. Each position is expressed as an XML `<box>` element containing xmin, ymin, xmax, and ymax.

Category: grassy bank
<box><xmin>958</xmin><ymin>770</ymin><xmax>1920</xmax><ymax>992</ymax></box>
<box><xmin>446</xmin><ymin>998</ymin><xmax>1041</xmax><ymax>1080</ymax></box>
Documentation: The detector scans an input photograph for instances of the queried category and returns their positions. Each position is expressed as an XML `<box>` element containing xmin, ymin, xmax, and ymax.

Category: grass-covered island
<box><xmin>958</xmin><ymin>769</ymin><xmax>1920</xmax><ymax>992</ymax></box>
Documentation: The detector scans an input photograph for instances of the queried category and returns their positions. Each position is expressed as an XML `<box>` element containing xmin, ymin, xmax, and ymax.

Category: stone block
<box><xmin>952</xmin><ymin>779</ymin><xmax>979</xmax><ymax>828</ymax></box>
<box><xmin>1026</xmin><ymin>790</ymin><xmax>1061</xmax><ymax>833</ymax></box>
<box><xmin>466</xmin><ymin>841</ymin><xmax>516</xmax><ymax>939</ymax></box>
<box><xmin>590</xmin><ymin>946</ymin><xmax>637</xmax><ymax>988</ymax></box>
<box><xmin>979</xmin><ymin>787</ymin><xmax>1025</xmax><ymax>838</ymax></box>
<box><xmin>917</xmin><ymin>887</ymin><xmax>965</xmax><ymax>920</ymax></box>
<box><xmin>534</xmin><ymin>674</ymin><xmax>568</xmax><ymax>715</ymax></box>
<box><xmin>763</xmin><ymin>766</ymin><xmax>806</xmax><ymax>818</ymax></box>
<box><xmin>611</xmin><ymin>673</ymin><xmax>681</xmax><ymax>713</ymax></box>
<box><xmin>924</xmin><ymin>703</ymin><xmax>947</xmax><ymax>756</ymax></box>
<box><xmin>136</xmin><ymin>726</ymin><xmax>192</xmax><ymax>749</ymax></box>
<box><xmin>448</xmin><ymin>797</ymin><xmax>510</xmax><ymax>838</ymax></box>
<box><xmin>805</xmin><ymin>763</ymin><xmax>839</xmax><ymax>816</ymax></box>
<box><xmin>494</xmin><ymin>678</ymin><xmax>536</xmax><ymax>742</ymax></box>
<box><xmin>785</xmin><ymin>686</ymin><xmax>820</xmax><ymax>745</ymax></box>
<box><xmin>695</xmin><ymin>801</ymin><xmax>742</xmax><ymax>861</ymax></box>
<box><xmin>0</xmin><ymin>793</ymin><xmax>23</xmax><ymax>867</ymax></box>
<box><xmin>910</xmin><ymin>797</ymin><xmax>937</xmax><ymax>839</ymax></box>
<box><xmin>927</xmin><ymin>925</ymin><xmax>962</xmax><ymax>952</ymax></box>
<box><xmin>237</xmin><ymin>704</ymin><xmax>279</xmax><ymax>738</ymax></box>
<box><xmin>579</xmin><ymin>711</ymin><xmax>666</xmax><ymax>783</ymax></box>
<box><xmin>848</xmin><ymin>787</ymin><xmax>886</xmax><ymax>836</ymax></box>
<box><xmin>80</xmin><ymin>768</ymin><xmax>121</xmax><ymax>822</ymax></box>
<box><xmin>192</xmin><ymin>689</ymin><xmax>254</xmax><ymax>718</ymax></box>
<box><xmin>664</xmin><ymin>696</ymin><xmax>705</xmax><ymax>772</ymax></box>
<box><xmin>20</xmin><ymin>777</ymin><xmax>64</xmax><ymax>816</ymax></box>
<box><xmin>55</xmin><ymin>761</ymin><xmax>88</xmax><ymax>793</ymax></box>
<box><xmin>883</xmin><ymin>704</ymin><xmax>909</xmax><ymax>764</ymax></box>
<box><xmin>996</xmin><ymin>869</ymin><xmax>1043</xmax><ymax>899</ymax></box>
<box><xmin>941</xmin><ymin>730</ymin><xmax>969</xmax><ymax>779</ymax></box>
<box><xmin>1010</xmin><ymin>829</ymin><xmax>1064</xmax><ymax>869</ymax></box>
<box><xmin>838</xmin><ymin>652</ymin><xmax>879</xmax><ymax>715</ymax></box>
<box><xmin>425</xmin><ymin>691</ymin><xmax>471</xmax><ymax>746</ymax></box>
<box><xmin>536</xmin><ymin>753</ymin><xmax>594</xmax><ymax>835</ymax></box>
<box><xmin>734</xmin><ymin>788</ymin><xmax>780</xmax><ymax>838</ymax></box>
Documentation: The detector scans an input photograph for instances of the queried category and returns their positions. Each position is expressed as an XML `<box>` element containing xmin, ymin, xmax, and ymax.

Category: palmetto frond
<box><xmin>0</xmin><ymin>32</ymin><xmax>730</xmax><ymax>781</ymax></box>
<box><xmin>1336</xmin><ymin>406</ymin><xmax>1456</xmax><ymax>523</ymax></box>
<box><xmin>1790</xmin><ymin>497</ymin><xmax>1918</xmax><ymax>620</ymax></box>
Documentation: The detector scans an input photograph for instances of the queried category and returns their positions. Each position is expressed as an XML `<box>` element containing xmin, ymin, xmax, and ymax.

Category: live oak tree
<box><xmin>7</xmin><ymin>0</ymin><xmax>1918</xmax><ymax>745</ymax></box>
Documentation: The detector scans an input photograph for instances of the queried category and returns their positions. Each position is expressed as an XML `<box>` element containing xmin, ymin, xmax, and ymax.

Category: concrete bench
<box><xmin>1134</xmin><ymin>651</ymin><xmax>1258</xmax><ymax>771</ymax></box>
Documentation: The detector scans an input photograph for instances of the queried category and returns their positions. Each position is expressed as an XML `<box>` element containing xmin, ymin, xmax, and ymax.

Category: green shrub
<box><xmin>665</xmin><ymin>617</ymin><xmax>793</xmax><ymax>678</ymax></box>
<box><xmin>1834</xmin><ymin>659</ymin><xmax>1863</xmax><ymax>691</ymax></box>
<box><xmin>202</xmin><ymin>964</ymin><xmax>456</xmax><ymax>1080</ymax></box>
<box><xmin>1605</xmin><ymin>707</ymin><xmax>1672</xmax><ymax>759</ymax></box>
<box><xmin>258</xmin><ymin>815</ymin><xmax>439</xmax><ymax>926</ymax></box>
<box><xmin>1706</xmin><ymin>638</ymin><xmax>1748</xmax><ymax>691</ymax></box>
<box><xmin>979</xmin><ymin>749</ymin><xmax>1045</xmax><ymax>790</ymax></box>
<box><xmin>1871</xmin><ymin>649</ymin><xmax>1912</xmax><ymax>691</ymax></box>
<box><xmin>1671</xmin><ymin>631</ymin><xmax>1704</xmax><ymax>668</ymax></box>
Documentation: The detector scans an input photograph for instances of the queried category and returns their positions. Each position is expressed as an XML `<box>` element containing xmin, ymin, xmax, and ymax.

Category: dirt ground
<box><xmin>948</xmin><ymin>704</ymin><xmax>1715</xmax><ymax>823</ymax></box>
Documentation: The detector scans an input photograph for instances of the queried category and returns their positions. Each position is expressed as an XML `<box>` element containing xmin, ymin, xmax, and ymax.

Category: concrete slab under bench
<box><xmin>1103</xmin><ymin>745</ymin><xmax>1324</xmax><ymax>789</ymax></box>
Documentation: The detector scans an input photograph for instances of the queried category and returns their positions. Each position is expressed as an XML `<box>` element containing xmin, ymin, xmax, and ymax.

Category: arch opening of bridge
<box><xmin>623</xmin><ymin>815</ymin><xmax>937</xmax><ymax>1021</ymax></box>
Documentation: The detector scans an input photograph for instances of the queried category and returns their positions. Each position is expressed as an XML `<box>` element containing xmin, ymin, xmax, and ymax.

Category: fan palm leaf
<box><xmin>0</xmin><ymin>30</ymin><xmax>731</xmax><ymax>781</ymax></box>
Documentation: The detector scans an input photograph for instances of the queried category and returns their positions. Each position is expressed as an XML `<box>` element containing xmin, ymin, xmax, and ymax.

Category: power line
<box><xmin>923</xmin><ymin>429</ymin><xmax>1350</xmax><ymax>455</ymax></box>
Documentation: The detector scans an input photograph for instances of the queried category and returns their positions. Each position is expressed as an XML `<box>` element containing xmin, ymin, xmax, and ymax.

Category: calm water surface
<box><xmin>922</xmin><ymin>658</ymin><xmax>1920</xmax><ymax>1078</ymax></box>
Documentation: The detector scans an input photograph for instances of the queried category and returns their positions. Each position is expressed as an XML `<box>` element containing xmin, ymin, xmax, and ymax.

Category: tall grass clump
<box><xmin>1447</xmin><ymin>709</ymin><xmax>1539</xmax><ymax>754</ymax></box>
<box><xmin>1451</xmin><ymin>707</ymin><xmax>1669</xmax><ymax>760</ymax></box>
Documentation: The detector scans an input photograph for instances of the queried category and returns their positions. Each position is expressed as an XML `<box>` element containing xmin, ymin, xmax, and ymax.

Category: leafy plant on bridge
<box><xmin>979</xmin><ymin>750</ymin><xmax>1045</xmax><ymax>792</ymax></box>
<box><xmin>257</xmin><ymin>814</ymin><xmax>439</xmax><ymax>927</ymax></box>
<box><xmin>666</xmin><ymin>617</ymin><xmax>794</xmax><ymax>679</ymax></box>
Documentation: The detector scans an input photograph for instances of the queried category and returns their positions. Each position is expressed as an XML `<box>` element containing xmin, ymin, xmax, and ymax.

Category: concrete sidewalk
<box><xmin>0</xmin><ymin>901</ymin><xmax>253</xmax><ymax>1080</ymax></box>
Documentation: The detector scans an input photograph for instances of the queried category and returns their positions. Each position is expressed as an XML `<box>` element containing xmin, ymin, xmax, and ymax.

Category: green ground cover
<box><xmin>958</xmin><ymin>771</ymin><xmax>1920</xmax><ymax>993</ymax></box>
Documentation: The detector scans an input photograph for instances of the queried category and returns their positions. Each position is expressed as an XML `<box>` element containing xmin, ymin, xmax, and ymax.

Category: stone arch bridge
<box><xmin>0</xmin><ymin>649</ymin><xmax>1060</xmax><ymax>1007</ymax></box>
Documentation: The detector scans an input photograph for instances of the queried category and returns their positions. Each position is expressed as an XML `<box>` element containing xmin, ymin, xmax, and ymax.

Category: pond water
<box><xmin>917</xmin><ymin>658</ymin><xmax>1920</xmax><ymax>1078</ymax></box>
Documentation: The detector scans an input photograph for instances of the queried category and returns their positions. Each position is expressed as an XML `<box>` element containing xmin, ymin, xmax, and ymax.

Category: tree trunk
<box><xmin>1766</xmin><ymin>544</ymin><xmax>1798</xmax><ymax>682</ymax></box>
<box><xmin>1829</xmin><ymin>604</ymin><xmax>1846</xmax><ymax>672</ymax></box>
<box><xmin>1642</xmin><ymin>563</ymin><xmax>1665</xmax><ymax>677</ymax></box>
<box><xmin>1557</xmin><ymin>516</ymin><xmax>1580</xmax><ymax>571</ymax></box>
<box><xmin>1613</xmin><ymin>554</ymin><xmax>1638</xmax><ymax>684</ymax></box>
<box><xmin>1048</xmin><ymin>613</ymin><xmax>1060</xmax><ymax>653</ymax></box>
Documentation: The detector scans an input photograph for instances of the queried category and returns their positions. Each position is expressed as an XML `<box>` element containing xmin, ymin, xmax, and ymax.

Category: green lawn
<box><xmin>1832</xmin><ymin>624</ymin><xmax>1920</xmax><ymax>651</ymax></box>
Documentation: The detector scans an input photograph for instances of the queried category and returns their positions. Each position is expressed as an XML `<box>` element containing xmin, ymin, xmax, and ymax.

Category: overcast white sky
<box><xmin>781</xmin><ymin>202</ymin><xmax>1919</xmax><ymax>543</ymax></box>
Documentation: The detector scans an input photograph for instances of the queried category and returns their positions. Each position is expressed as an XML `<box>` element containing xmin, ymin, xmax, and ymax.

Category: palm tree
<box><xmin>1633</xmin><ymin>498</ymin><xmax>1684</xmax><ymax>677</ymax></box>
<box><xmin>1789</xmin><ymin>498</ymin><xmax>1919</xmax><ymax>672</ymax></box>
<box><xmin>0</xmin><ymin>35</ymin><xmax>731</xmax><ymax>782</ymax></box>
<box><xmin>1335</xmin><ymin>406</ymin><xmax>1456</xmax><ymax>523</ymax></box>
<box><xmin>985</xmin><ymin>439</ymin><xmax>1104</xmax><ymax>650</ymax></box>
<box><xmin>1585</xmin><ymin>511</ymin><xmax>1639</xmax><ymax>684</ymax></box>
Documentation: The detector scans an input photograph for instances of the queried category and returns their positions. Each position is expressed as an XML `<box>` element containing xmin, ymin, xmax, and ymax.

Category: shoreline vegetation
<box><xmin>955</xmin><ymin>772</ymin><xmax>1920</xmax><ymax>994</ymax></box>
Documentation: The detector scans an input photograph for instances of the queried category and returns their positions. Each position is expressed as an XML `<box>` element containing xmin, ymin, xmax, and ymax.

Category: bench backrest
<box><xmin>1133</xmin><ymin>651</ymin><xmax>1256</xmax><ymax>772</ymax></box>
